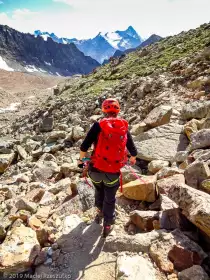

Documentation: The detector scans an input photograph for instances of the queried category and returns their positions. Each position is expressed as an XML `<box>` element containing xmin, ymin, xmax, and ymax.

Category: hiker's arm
<box><xmin>126</xmin><ymin>131</ymin><xmax>138</xmax><ymax>165</ymax></box>
<box><xmin>79</xmin><ymin>122</ymin><xmax>100</xmax><ymax>160</ymax></box>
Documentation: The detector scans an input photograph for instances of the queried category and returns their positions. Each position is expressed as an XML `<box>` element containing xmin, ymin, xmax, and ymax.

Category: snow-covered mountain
<box><xmin>34</xmin><ymin>26</ymin><xmax>143</xmax><ymax>64</ymax></box>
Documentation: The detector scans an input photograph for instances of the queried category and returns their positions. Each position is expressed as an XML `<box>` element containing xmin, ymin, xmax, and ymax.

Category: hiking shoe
<box><xmin>102</xmin><ymin>225</ymin><xmax>113</xmax><ymax>238</ymax></box>
<box><xmin>94</xmin><ymin>210</ymin><xmax>103</xmax><ymax>224</ymax></box>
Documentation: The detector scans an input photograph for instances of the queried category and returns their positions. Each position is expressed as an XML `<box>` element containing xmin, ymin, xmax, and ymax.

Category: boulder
<box><xmin>16</xmin><ymin>198</ymin><xmax>37</xmax><ymax>214</ymax></box>
<box><xmin>28</xmin><ymin>216</ymin><xmax>43</xmax><ymax>231</ymax></box>
<box><xmin>48</xmin><ymin>178</ymin><xmax>71</xmax><ymax>195</ymax></box>
<box><xmin>184</xmin><ymin>119</ymin><xmax>200</xmax><ymax>139</ymax></box>
<box><xmin>33</xmin><ymin>161</ymin><xmax>60</xmax><ymax>181</ymax></box>
<box><xmin>157</xmin><ymin>167</ymin><xmax>184</xmax><ymax>180</ymax></box>
<box><xmin>191</xmin><ymin>149</ymin><xmax>210</xmax><ymax>162</ymax></box>
<box><xmin>25</xmin><ymin>188</ymin><xmax>45</xmax><ymax>203</ymax></box>
<box><xmin>144</xmin><ymin>105</ymin><xmax>172</xmax><ymax>128</ymax></box>
<box><xmin>0</xmin><ymin>225</ymin><xmax>40</xmax><ymax>273</ymax></box>
<box><xmin>39</xmin><ymin>191</ymin><xmax>56</xmax><ymax>206</ymax></box>
<box><xmin>160</xmin><ymin>194</ymin><xmax>179</xmax><ymax>210</ymax></box>
<box><xmin>60</xmin><ymin>162</ymin><xmax>80</xmax><ymax>176</ymax></box>
<box><xmin>178</xmin><ymin>265</ymin><xmax>209</xmax><ymax>280</ymax></box>
<box><xmin>200</xmin><ymin>179</ymin><xmax>210</xmax><ymax>194</ymax></box>
<box><xmin>121</xmin><ymin>165</ymin><xmax>142</xmax><ymax>185</ymax></box>
<box><xmin>157</xmin><ymin>174</ymin><xmax>185</xmax><ymax>195</ymax></box>
<box><xmin>35</xmin><ymin>206</ymin><xmax>51</xmax><ymax>222</ymax></box>
<box><xmin>130</xmin><ymin>122</ymin><xmax>147</xmax><ymax>136</ymax></box>
<box><xmin>148</xmin><ymin>160</ymin><xmax>169</xmax><ymax>174</ymax></box>
<box><xmin>116</xmin><ymin>253</ymin><xmax>157</xmax><ymax>280</ymax></box>
<box><xmin>167</xmin><ymin>183</ymin><xmax>210</xmax><ymax>238</ymax></box>
<box><xmin>134</xmin><ymin>124</ymin><xmax>189</xmax><ymax>161</ymax></box>
<box><xmin>9</xmin><ymin>210</ymin><xmax>31</xmax><ymax>223</ymax></box>
<box><xmin>46</xmin><ymin>131</ymin><xmax>66</xmax><ymax>144</ymax></box>
<box><xmin>16</xmin><ymin>173</ymin><xmax>30</xmax><ymax>183</ymax></box>
<box><xmin>150</xmin><ymin>229</ymin><xmax>207</xmax><ymax>273</ymax></box>
<box><xmin>72</xmin><ymin>126</ymin><xmax>85</xmax><ymax>142</ymax></box>
<box><xmin>105</xmin><ymin>230</ymin><xmax>163</xmax><ymax>253</ymax></box>
<box><xmin>172</xmin><ymin>151</ymin><xmax>189</xmax><ymax>163</ymax></box>
<box><xmin>130</xmin><ymin>210</ymin><xmax>159</xmax><ymax>231</ymax></box>
<box><xmin>0</xmin><ymin>152</ymin><xmax>15</xmax><ymax>173</ymax></box>
<box><xmin>17</xmin><ymin>145</ymin><xmax>28</xmax><ymax>160</ymax></box>
<box><xmin>190</xmin><ymin>129</ymin><xmax>210</xmax><ymax>150</ymax></box>
<box><xmin>184</xmin><ymin>161</ymin><xmax>210</xmax><ymax>188</ymax></box>
<box><xmin>182</xmin><ymin>101</ymin><xmax>210</xmax><ymax>120</ymax></box>
<box><xmin>131</xmin><ymin>209</ymin><xmax>191</xmax><ymax>232</ymax></box>
<box><xmin>51</xmin><ymin>180</ymin><xmax>94</xmax><ymax>217</ymax></box>
<box><xmin>39</xmin><ymin>116</ymin><xmax>54</xmax><ymax>132</ymax></box>
<box><xmin>122</xmin><ymin>176</ymin><xmax>157</xmax><ymax>202</ymax></box>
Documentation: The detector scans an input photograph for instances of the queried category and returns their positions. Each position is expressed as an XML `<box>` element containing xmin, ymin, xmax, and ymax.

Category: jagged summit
<box><xmin>34</xmin><ymin>26</ymin><xmax>143</xmax><ymax>63</ymax></box>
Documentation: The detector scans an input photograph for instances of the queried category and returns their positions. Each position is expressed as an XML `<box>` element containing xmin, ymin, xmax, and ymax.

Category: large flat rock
<box><xmin>167</xmin><ymin>183</ymin><xmax>210</xmax><ymax>238</ymax></box>
<box><xmin>134</xmin><ymin>124</ymin><xmax>189</xmax><ymax>161</ymax></box>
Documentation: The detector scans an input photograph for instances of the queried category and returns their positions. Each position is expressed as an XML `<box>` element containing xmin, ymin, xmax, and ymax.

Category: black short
<box><xmin>88</xmin><ymin>164</ymin><xmax>120</xmax><ymax>187</ymax></box>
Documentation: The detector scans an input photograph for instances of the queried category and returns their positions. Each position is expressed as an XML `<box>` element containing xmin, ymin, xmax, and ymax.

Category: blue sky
<box><xmin>0</xmin><ymin>0</ymin><xmax>209</xmax><ymax>39</ymax></box>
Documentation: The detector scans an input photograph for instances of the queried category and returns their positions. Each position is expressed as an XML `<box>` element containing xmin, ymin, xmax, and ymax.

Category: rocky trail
<box><xmin>0</xmin><ymin>23</ymin><xmax>210</xmax><ymax>279</ymax></box>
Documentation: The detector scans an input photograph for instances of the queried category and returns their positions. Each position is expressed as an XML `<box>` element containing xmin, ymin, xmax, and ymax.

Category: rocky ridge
<box><xmin>0</xmin><ymin>22</ymin><xmax>210</xmax><ymax>279</ymax></box>
<box><xmin>0</xmin><ymin>25</ymin><xmax>99</xmax><ymax>76</ymax></box>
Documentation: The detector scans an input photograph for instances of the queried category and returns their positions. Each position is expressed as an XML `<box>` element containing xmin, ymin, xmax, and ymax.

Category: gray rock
<box><xmin>157</xmin><ymin>174</ymin><xmax>185</xmax><ymax>195</ymax></box>
<box><xmin>130</xmin><ymin>122</ymin><xmax>147</xmax><ymax>136</ymax></box>
<box><xmin>148</xmin><ymin>160</ymin><xmax>169</xmax><ymax>174</ymax></box>
<box><xmin>167</xmin><ymin>183</ymin><xmax>210</xmax><ymax>238</ymax></box>
<box><xmin>157</xmin><ymin>167</ymin><xmax>184</xmax><ymax>180</ymax></box>
<box><xmin>178</xmin><ymin>265</ymin><xmax>209</xmax><ymax>280</ymax></box>
<box><xmin>105</xmin><ymin>230</ymin><xmax>163</xmax><ymax>253</ymax></box>
<box><xmin>39</xmin><ymin>191</ymin><xmax>56</xmax><ymax>206</ymax></box>
<box><xmin>33</xmin><ymin>161</ymin><xmax>60</xmax><ymax>181</ymax></box>
<box><xmin>144</xmin><ymin>105</ymin><xmax>172</xmax><ymax>128</ymax></box>
<box><xmin>48</xmin><ymin>178</ymin><xmax>71</xmax><ymax>195</ymax></box>
<box><xmin>190</xmin><ymin>129</ymin><xmax>210</xmax><ymax>151</ymax></box>
<box><xmin>182</xmin><ymin>101</ymin><xmax>210</xmax><ymax>120</ymax></box>
<box><xmin>172</xmin><ymin>151</ymin><xmax>189</xmax><ymax>163</ymax></box>
<box><xmin>46</xmin><ymin>131</ymin><xmax>66</xmax><ymax>144</ymax></box>
<box><xmin>116</xmin><ymin>253</ymin><xmax>157</xmax><ymax>280</ymax></box>
<box><xmin>184</xmin><ymin>161</ymin><xmax>210</xmax><ymax>188</ymax></box>
<box><xmin>72</xmin><ymin>126</ymin><xmax>85</xmax><ymax>142</ymax></box>
<box><xmin>134</xmin><ymin>124</ymin><xmax>189</xmax><ymax>161</ymax></box>
<box><xmin>16</xmin><ymin>198</ymin><xmax>37</xmax><ymax>214</ymax></box>
<box><xmin>39</xmin><ymin>116</ymin><xmax>54</xmax><ymax>132</ymax></box>
<box><xmin>17</xmin><ymin>145</ymin><xmax>28</xmax><ymax>160</ymax></box>
<box><xmin>0</xmin><ymin>225</ymin><xmax>40</xmax><ymax>274</ymax></box>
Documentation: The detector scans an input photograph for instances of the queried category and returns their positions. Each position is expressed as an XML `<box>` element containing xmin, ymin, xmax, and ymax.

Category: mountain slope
<box><xmin>0</xmin><ymin>25</ymin><xmax>99</xmax><ymax>76</ymax></box>
<box><xmin>34</xmin><ymin>26</ymin><xmax>143</xmax><ymax>64</ymax></box>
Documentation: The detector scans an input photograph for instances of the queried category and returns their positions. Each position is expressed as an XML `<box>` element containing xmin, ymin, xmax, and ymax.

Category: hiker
<box><xmin>78</xmin><ymin>98</ymin><xmax>138</xmax><ymax>237</ymax></box>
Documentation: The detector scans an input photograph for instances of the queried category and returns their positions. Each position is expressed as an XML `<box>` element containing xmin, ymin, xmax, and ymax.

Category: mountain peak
<box><xmin>126</xmin><ymin>25</ymin><xmax>136</xmax><ymax>32</ymax></box>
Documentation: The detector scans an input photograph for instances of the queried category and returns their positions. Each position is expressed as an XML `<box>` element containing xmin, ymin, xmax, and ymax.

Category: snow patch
<box><xmin>0</xmin><ymin>103</ymin><xmax>21</xmax><ymax>114</ymax></box>
<box><xmin>0</xmin><ymin>56</ymin><xmax>14</xmax><ymax>72</ymax></box>
<box><xmin>101</xmin><ymin>32</ymin><xmax>121</xmax><ymax>49</ymax></box>
<box><xmin>38</xmin><ymin>68</ymin><xmax>47</xmax><ymax>73</ymax></box>
<box><xmin>25</xmin><ymin>65</ymin><xmax>48</xmax><ymax>73</ymax></box>
<box><xmin>45</xmin><ymin>61</ymin><xmax>51</xmax><ymax>66</ymax></box>
<box><xmin>41</xmin><ymin>34</ymin><xmax>49</xmax><ymax>41</ymax></box>
<box><xmin>56</xmin><ymin>72</ymin><xmax>61</xmax><ymax>76</ymax></box>
<box><xmin>25</xmin><ymin>65</ymin><xmax>39</xmax><ymax>72</ymax></box>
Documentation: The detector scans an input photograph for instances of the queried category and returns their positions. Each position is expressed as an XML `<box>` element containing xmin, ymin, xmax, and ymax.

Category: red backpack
<box><xmin>92</xmin><ymin>118</ymin><xmax>128</xmax><ymax>173</ymax></box>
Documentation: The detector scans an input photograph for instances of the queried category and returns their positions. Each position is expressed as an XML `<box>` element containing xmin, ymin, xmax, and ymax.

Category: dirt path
<box><xmin>35</xmin><ymin>222</ymin><xmax>116</xmax><ymax>280</ymax></box>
